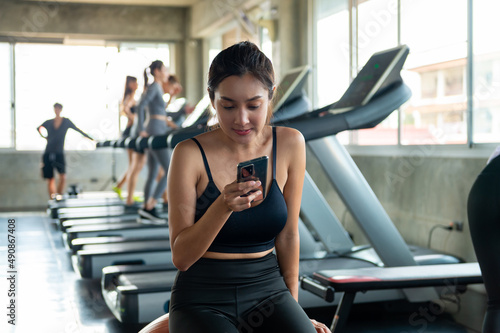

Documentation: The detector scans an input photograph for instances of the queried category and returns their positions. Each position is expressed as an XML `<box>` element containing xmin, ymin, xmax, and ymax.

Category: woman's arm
<box><xmin>166</xmin><ymin>118</ymin><xmax>178</xmax><ymax>129</ymax></box>
<box><xmin>274</xmin><ymin>127</ymin><xmax>306</xmax><ymax>301</ymax></box>
<box><xmin>167</xmin><ymin>139</ymin><xmax>263</xmax><ymax>271</ymax></box>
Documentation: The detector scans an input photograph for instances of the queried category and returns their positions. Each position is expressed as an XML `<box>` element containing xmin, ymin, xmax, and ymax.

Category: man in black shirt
<box><xmin>37</xmin><ymin>103</ymin><xmax>93</xmax><ymax>198</ymax></box>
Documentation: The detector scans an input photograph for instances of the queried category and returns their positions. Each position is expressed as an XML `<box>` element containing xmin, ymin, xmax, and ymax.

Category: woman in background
<box><xmin>113</xmin><ymin>76</ymin><xmax>138</xmax><ymax>201</ymax></box>
<box><xmin>136</xmin><ymin>60</ymin><xmax>174</xmax><ymax>222</ymax></box>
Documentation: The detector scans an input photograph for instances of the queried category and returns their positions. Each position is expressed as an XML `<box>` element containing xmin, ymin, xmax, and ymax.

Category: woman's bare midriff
<box><xmin>150</xmin><ymin>114</ymin><xmax>168</xmax><ymax>120</ymax></box>
<box><xmin>202</xmin><ymin>247</ymin><xmax>274</xmax><ymax>260</ymax></box>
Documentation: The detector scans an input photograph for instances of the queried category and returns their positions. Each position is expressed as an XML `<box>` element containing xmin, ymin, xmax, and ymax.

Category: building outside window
<box><xmin>313</xmin><ymin>0</ymin><xmax>497</xmax><ymax>146</ymax></box>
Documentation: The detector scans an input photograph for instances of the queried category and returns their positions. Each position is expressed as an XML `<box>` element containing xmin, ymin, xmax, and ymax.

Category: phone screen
<box><xmin>237</xmin><ymin>155</ymin><xmax>268</xmax><ymax>201</ymax></box>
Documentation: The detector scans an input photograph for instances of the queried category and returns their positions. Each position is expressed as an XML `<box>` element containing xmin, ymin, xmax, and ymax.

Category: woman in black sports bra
<box><xmin>139</xmin><ymin>42</ymin><xmax>330</xmax><ymax>333</ymax></box>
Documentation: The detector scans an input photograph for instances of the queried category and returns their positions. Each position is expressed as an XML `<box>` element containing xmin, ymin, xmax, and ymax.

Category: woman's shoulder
<box><xmin>152</xmin><ymin>81</ymin><xmax>163</xmax><ymax>92</ymax></box>
<box><xmin>173</xmin><ymin>136</ymin><xmax>198</xmax><ymax>155</ymax></box>
<box><xmin>191</xmin><ymin>128</ymin><xmax>221</xmax><ymax>145</ymax></box>
<box><xmin>274</xmin><ymin>126</ymin><xmax>305</xmax><ymax>149</ymax></box>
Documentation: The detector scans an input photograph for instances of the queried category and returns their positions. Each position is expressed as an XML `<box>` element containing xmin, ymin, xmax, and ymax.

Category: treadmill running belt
<box><xmin>118</xmin><ymin>271</ymin><xmax>179</xmax><ymax>291</ymax></box>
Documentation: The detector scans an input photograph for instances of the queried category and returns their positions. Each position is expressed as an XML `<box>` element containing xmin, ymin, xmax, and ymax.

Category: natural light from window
<box><xmin>0</xmin><ymin>43</ymin><xmax>12</xmax><ymax>148</ymax></box>
<box><xmin>14</xmin><ymin>43</ymin><xmax>169</xmax><ymax>151</ymax></box>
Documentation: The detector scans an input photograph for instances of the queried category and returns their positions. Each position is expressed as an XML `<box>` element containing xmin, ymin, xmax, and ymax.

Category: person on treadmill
<box><xmin>37</xmin><ymin>102</ymin><xmax>94</xmax><ymax>199</ymax></box>
<box><xmin>139</xmin><ymin>41</ymin><xmax>330</xmax><ymax>333</ymax></box>
<box><xmin>136</xmin><ymin>60</ymin><xmax>176</xmax><ymax>223</ymax></box>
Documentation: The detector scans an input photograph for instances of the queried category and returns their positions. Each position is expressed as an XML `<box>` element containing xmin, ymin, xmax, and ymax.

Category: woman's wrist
<box><xmin>216</xmin><ymin>194</ymin><xmax>233</xmax><ymax>214</ymax></box>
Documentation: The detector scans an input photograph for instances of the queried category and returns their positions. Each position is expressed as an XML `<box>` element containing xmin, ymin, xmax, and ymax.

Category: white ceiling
<box><xmin>24</xmin><ymin>0</ymin><xmax>200</xmax><ymax>7</ymax></box>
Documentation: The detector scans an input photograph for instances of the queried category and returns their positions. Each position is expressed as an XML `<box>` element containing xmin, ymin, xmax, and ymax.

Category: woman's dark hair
<box><xmin>168</xmin><ymin>74</ymin><xmax>179</xmax><ymax>85</ymax></box>
<box><xmin>143</xmin><ymin>60</ymin><xmax>164</xmax><ymax>91</ymax></box>
<box><xmin>207</xmin><ymin>41</ymin><xmax>275</xmax><ymax>104</ymax></box>
<box><xmin>123</xmin><ymin>76</ymin><xmax>137</xmax><ymax>101</ymax></box>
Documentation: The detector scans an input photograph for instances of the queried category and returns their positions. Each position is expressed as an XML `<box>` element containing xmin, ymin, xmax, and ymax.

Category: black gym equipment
<box><xmin>468</xmin><ymin>154</ymin><xmax>500</xmax><ymax>333</ymax></box>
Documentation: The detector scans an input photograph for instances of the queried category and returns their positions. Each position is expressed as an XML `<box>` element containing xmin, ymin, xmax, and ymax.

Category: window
<box><xmin>108</xmin><ymin>43</ymin><xmax>170</xmax><ymax>132</ymax></box>
<box><xmin>314</xmin><ymin>0</ymin><xmax>476</xmax><ymax>146</ymax></box>
<box><xmin>0</xmin><ymin>43</ymin><xmax>13</xmax><ymax>149</ymax></box>
<box><xmin>315</xmin><ymin>0</ymin><xmax>350</xmax><ymax>108</ymax></box>
<box><xmin>15</xmin><ymin>43</ymin><xmax>118</xmax><ymax>151</ymax></box>
<box><xmin>260</xmin><ymin>26</ymin><xmax>273</xmax><ymax>63</ymax></box>
<box><xmin>315</xmin><ymin>0</ymin><xmax>350</xmax><ymax>143</ymax></box>
<box><xmin>355</xmin><ymin>0</ymin><xmax>398</xmax><ymax>145</ymax></box>
<box><xmin>13</xmin><ymin>42</ymin><xmax>170</xmax><ymax>151</ymax></box>
<box><xmin>400</xmin><ymin>0</ymin><xmax>467</xmax><ymax>145</ymax></box>
<box><xmin>473</xmin><ymin>0</ymin><xmax>500</xmax><ymax>143</ymax></box>
<box><xmin>207</xmin><ymin>35</ymin><xmax>223</xmax><ymax>71</ymax></box>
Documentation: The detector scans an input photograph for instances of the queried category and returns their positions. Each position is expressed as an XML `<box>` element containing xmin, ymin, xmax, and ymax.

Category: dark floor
<box><xmin>0</xmin><ymin>212</ymin><xmax>476</xmax><ymax>333</ymax></box>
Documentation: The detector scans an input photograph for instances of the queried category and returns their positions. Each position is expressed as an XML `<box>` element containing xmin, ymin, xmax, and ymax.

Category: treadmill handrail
<box><xmin>96</xmin><ymin>82</ymin><xmax>411</xmax><ymax>150</ymax></box>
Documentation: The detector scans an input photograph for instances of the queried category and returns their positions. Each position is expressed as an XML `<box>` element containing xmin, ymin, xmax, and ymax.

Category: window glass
<box><xmin>15</xmin><ymin>43</ymin><xmax>170</xmax><ymax>151</ymax></box>
<box><xmin>400</xmin><ymin>0</ymin><xmax>467</xmax><ymax>145</ymax></box>
<box><xmin>315</xmin><ymin>0</ymin><xmax>350</xmax><ymax>144</ymax></box>
<box><xmin>16</xmin><ymin>44</ymin><xmax>117</xmax><ymax>151</ymax></box>
<box><xmin>208</xmin><ymin>35</ymin><xmax>222</xmax><ymax>70</ymax></box>
<box><xmin>472</xmin><ymin>0</ymin><xmax>500</xmax><ymax>143</ymax></box>
<box><xmin>0</xmin><ymin>43</ymin><xmax>13</xmax><ymax>148</ymax></box>
<box><xmin>260</xmin><ymin>26</ymin><xmax>273</xmax><ymax>63</ymax></box>
<box><xmin>315</xmin><ymin>0</ymin><xmax>350</xmax><ymax>108</ymax></box>
<box><xmin>355</xmin><ymin>0</ymin><xmax>398</xmax><ymax>145</ymax></box>
<box><xmin>107</xmin><ymin>43</ymin><xmax>170</xmax><ymax>132</ymax></box>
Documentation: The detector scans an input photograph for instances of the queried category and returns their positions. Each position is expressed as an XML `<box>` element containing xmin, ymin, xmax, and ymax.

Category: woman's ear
<box><xmin>208</xmin><ymin>88</ymin><xmax>216</xmax><ymax>110</ymax></box>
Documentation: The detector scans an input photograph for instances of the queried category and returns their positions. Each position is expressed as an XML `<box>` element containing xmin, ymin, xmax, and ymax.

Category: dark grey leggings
<box><xmin>468</xmin><ymin>155</ymin><xmax>500</xmax><ymax>333</ymax></box>
<box><xmin>169</xmin><ymin>253</ymin><xmax>316</xmax><ymax>333</ymax></box>
<box><xmin>144</xmin><ymin>147</ymin><xmax>171</xmax><ymax>202</ymax></box>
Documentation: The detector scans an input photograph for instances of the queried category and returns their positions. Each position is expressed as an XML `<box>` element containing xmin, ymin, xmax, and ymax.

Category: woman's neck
<box><xmin>218</xmin><ymin>126</ymin><xmax>271</xmax><ymax>157</ymax></box>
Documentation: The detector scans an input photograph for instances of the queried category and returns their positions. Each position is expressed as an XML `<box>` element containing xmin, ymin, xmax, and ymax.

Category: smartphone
<box><xmin>237</xmin><ymin>155</ymin><xmax>268</xmax><ymax>201</ymax></box>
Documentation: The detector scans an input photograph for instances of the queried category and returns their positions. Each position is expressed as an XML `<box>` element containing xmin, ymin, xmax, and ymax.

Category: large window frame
<box><xmin>0</xmin><ymin>40</ymin><xmax>171</xmax><ymax>151</ymax></box>
<box><xmin>311</xmin><ymin>0</ymin><xmax>499</xmax><ymax>157</ymax></box>
<box><xmin>0</xmin><ymin>43</ymin><xmax>15</xmax><ymax>150</ymax></box>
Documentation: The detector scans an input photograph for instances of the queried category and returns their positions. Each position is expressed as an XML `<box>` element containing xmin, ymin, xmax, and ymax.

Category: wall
<box><xmin>0</xmin><ymin>150</ymin><xmax>145</xmax><ymax>211</ymax></box>
<box><xmin>0</xmin><ymin>0</ymin><xmax>186</xmax><ymax>42</ymax></box>
<box><xmin>0</xmin><ymin>0</ymin><xmax>210</xmax><ymax>109</ymax></box>
<box><xmin>272</xmin><ymin>0</ymin><xmax>309</xmax><ymax>78</ymax></box>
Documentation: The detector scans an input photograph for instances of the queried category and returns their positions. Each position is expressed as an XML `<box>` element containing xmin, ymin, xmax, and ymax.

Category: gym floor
<box><xmin>0</xmin><ymin>212</ymin><xmax>476</xmax><ymax>333</ymax></box>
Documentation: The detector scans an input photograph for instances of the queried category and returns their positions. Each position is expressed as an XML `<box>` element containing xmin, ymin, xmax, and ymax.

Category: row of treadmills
<box><xmin>48</xmin><ymin>45</ymin><xmax>483</xmax><ymax>330</ymax></box>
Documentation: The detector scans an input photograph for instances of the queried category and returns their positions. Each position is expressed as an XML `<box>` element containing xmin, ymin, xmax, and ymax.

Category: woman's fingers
<box><xmin>311</xmin><ymin>319</ymin><xmax>331</xmax><ymax>333</ymax></box>
<box><xmin>223</xmin><ymin>180</ymin><xmax>263</xmax><ymax>211</ymax></box>
<box><xmin>227</xmin><ymin>180</ymin><xmax>261</xmax><ymax>197</ymax></box>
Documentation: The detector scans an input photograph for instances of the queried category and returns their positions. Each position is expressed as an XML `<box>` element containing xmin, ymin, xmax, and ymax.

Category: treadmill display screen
<box><xmin>333</xmin><ymin>46</ymin><xmax>407</xmax><ymax>110</ymax></box>
<box><xmin>272</xmin><ymin>66</ymin><xmax>309</xmax><ymax>111</ymax></box>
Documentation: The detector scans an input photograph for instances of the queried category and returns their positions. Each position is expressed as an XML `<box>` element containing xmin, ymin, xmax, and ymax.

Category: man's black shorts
<box><xmin>41</xmin><ymin>152</ymin><xmax>65</xmax><ymax>179</ymax></box>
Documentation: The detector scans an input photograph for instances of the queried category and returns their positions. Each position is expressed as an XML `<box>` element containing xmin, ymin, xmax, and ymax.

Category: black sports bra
<box><xmin>192</xmin><ymin>127</ymin><xmax>288</xmax><ymax>253</ymax></box>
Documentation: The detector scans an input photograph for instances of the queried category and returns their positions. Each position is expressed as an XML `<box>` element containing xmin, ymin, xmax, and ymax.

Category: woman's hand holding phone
<box><xmin>222</xmin><ymin>180</ymin><xmax>262</xmax><ymax>212</ymax></box>
<box><xmin>220</xmin><ymin>156</ymin><xmax>268</xmax><ymax>212</ymax></box>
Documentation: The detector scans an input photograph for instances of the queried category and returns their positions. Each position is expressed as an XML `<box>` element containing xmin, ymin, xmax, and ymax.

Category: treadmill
<box><xmin>54</xmin><ymin>95</ymin><xmax>214</xmax><ymax>225</ymax></box>
<box><xmin>56</xmin><ymin>95</ymin><xmax>214</xmax><ymax>233</ymax></box>
<box><xmin>68</xmin><ymin>66</ymin><xmax>311</xmax><ymax>281</ymax></box>
<box><xmin>100</xmin><ymin>45</ymin><xmax>464</xmax><ymax>324</ymax></box>
<box><xmin>47</xmin><ymin>191</ymin><xmax>123</xmax><ymax>218</ymax></box>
